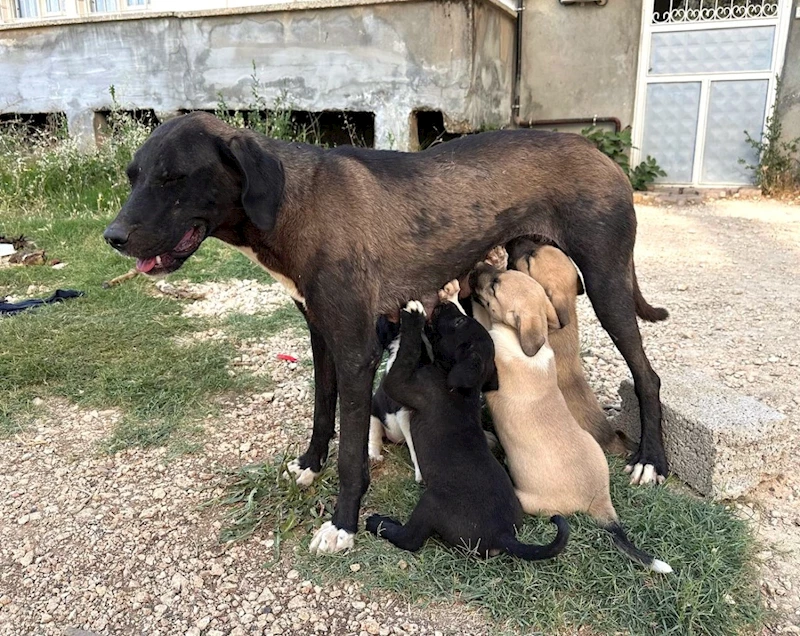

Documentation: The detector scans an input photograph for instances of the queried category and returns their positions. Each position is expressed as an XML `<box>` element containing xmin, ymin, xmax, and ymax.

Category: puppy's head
<box><xmin>103</xmin><ymin>112</ymin><xmax>285</xmax><ymax>276</ymax></box>
<box><xmin>507</xmin><ymin>239</ymin><xmax>583</xmax><ymax>329</ymax></box>
<box><xmin>470</xmin><ymin>263</ymin><xmax>561</xmax><ymax>357</ymax></box>
<box><xmin>430</xmin><ymin>301</ymin><xmax>498</xmax><ymax>392</ymax></box>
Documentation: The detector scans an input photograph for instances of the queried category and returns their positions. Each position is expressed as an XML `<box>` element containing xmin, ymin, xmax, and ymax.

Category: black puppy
<box><xmin>366</xmin><ymin>300</ymin><xmax>569</xmax><ymax>559</ymax></box>
<box><xmin>369</xmin><ymin>317</ymin><xmax>432</xmax><ymax>482</ymax></box>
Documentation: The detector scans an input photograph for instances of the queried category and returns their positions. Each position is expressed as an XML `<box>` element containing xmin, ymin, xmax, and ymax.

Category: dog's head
<box><xmin>506</xmin><ymin>238</ymin><xmax>583</xmax><ymax>329</ymax></box>
<box><xmin>103</xmin><ymin>112</ymin><xmax>285</xmax><ymax>275</ymax></box>
<box><xmin>470</xmin><ymin>263</ymin><xmax>561</xmax><ymax>357</ymax></box>
<box><xmin>429</xmin><ymin>301</ymin><xmax>498</xmax><ymax>392</ymax></box>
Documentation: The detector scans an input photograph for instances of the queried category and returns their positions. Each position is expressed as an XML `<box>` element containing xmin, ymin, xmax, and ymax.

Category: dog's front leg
<box><xmin>309</xmin><ymin>326</ymin><xmax>381</xmax><ymax>555</ymax></box>
<box><xmin>285</xmin><ymin>307</ymin><xmax>338</xmax><ymax>487</ymax></box>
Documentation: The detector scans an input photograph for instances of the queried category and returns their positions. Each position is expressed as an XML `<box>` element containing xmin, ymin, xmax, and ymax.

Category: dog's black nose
<box><xmin>103</xmin><ymin>225</ymin><xmax>129</xmax><ymax>250</ymax></box>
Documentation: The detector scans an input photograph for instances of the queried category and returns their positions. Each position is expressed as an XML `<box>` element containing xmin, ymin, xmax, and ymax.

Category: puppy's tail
<box><xmin>631</xmin><ymin>262</ymin><xmax>669</xmax><ymax>322</ymax></box>
<box><xmin>500</xmin><ymin>515</ymin><xmax>570</xmax><ymax>561</ymax></box>
<box><xmin>603</xmin><ymin>522</ymin><xmax>673</xmax><ymax>573</ymax></box>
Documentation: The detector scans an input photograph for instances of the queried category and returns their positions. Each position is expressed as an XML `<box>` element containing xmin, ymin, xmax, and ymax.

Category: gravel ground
<box><xmin>1</xmin><ymin>197</ymin><xmax>799</xmax><ymax>635</ymax></box>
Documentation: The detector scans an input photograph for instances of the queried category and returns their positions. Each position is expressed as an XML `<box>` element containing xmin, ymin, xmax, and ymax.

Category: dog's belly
<box><xmin>234</xmin><ymin>246</ymin><xmax>306</xmax><ymax>306</ymax></box>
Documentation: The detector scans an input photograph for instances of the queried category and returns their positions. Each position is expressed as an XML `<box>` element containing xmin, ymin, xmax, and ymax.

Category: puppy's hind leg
<box><xmin>396</xmin><ymin>409</ymin><xmax>422</xmax><ymax>483</ymax></box>
<box><xmin>368</xmin><ymin>416</ymin><xmax>385</xmax><ymax>462</ymax></box>
<box><xmin>366</xmin><ymin>497</ymin><xmax>436</xmax><ymax>552</ymax></box>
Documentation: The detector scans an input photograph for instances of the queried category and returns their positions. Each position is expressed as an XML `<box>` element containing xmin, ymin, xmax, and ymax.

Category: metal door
<box><xmin>631</xmin><ymin>1</ymin><xmax>794</xmax><ymax>186</ymax></box>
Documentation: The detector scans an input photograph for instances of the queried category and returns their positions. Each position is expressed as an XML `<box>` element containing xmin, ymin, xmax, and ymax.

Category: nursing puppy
<box><xmin>471</xmin><ymin>264</ymin><xmax>671</xmax><ymax>572</ymax></box>
<box><xmin>369</xmin><ymin>282</ymin><xmax>464</xmax><ymax>481</ymax></box>
<box><xmin>366</xmin><ymin>300</ymin><xmax>569</xmax><ymax>560</ymax></box>
<box><xmin>506</xmin><ymin>238</ymin><xmax>631</xmax><ymax>456</ymax></box>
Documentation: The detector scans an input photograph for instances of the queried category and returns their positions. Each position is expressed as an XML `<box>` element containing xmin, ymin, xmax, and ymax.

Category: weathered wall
<box><xmin>0</xmin><ymin>0</ymin><xmax>515</xmax><ymax>150</ymax></box>
<box><xmin>776</xmin><ymin>3</ymin><xmax>800</xmax><ymax>144</ymax></box>
<box><xmin>517</xmin><ymin>0</ymin><xmax>643</xmax><ymax>129</ymax></box>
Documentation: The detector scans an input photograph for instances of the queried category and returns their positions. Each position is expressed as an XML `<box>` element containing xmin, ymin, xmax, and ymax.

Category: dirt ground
<box><xmin>1</xmin><ymin>197</ymin><xmax>799</xmax><ymax>635</ymax></box>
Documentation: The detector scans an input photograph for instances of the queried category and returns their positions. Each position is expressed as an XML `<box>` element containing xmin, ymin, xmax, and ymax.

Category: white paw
<box><xmin>404</xmin><ymin>300</ymin><xmax>425</xmax><ymax>317</ymax></box>
<box><xmin>369</xmin><ymin>446</ymin><xmax>385</xmax><ymax>462</ymax></box>
<box><xmin>624</xmin><ymin>463</ymin><xmax>664</xmax><ymax>486</ymax></box>
<box><xmin>282</xmin><ymin>458</ymin><xmax>320</xmax><ymax>488</ymax></box>
<box><xmin>308</xmin><ymin>521</ymin><xmax>355</xmax><ymax>554</ymax></box>
<box><xmin>414</xmin><ymin>469</ymin><xmax>424</xmax><ymax>484</ymax></box>
<box><xmin>484</xmin><ymin>245</ymin><xmax>508</xmax><ymax>270</ymax></box>
<box><xmin>438</xmin><ymin>279</ymin><xmax>461</xmax><ymax>302</ymax></box>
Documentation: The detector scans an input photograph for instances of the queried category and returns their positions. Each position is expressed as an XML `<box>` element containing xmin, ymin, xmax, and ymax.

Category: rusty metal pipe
<box><xmin>514</xmin><ymin>116</ymin><xmax>622</xmax><ymax>133</ymax></box>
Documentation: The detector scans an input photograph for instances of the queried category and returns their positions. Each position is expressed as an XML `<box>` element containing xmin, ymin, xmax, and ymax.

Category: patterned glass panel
<box><xmin>641</xmin><ymin>82</ymin><xmax>702</xmax><ymax>184</ymax></box>
<box><xmin>650</xmin><ymin>26</ymin><xmax>775</xmax><ymax>74</ymax></box>
<box><xmin>701</xmin><ymin>79</ymin><xmax>768</xmax><ymax>184</ymax></box>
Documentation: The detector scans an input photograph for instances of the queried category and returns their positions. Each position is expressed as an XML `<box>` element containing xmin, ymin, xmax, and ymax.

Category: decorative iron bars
<box><xmin>652</xmin><ymin>0</ymin><xmax>779</xmax><ymax>24</ymax></box>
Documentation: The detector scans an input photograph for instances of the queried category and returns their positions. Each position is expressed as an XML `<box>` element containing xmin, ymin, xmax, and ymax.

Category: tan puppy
<box><xmin>470</xmin><ymin>264</ymin><xmax>671</xmax><ymax>573</ymax></box>
<box><xmin>506</xmin><ymin>238</ymin><xmax>630</xmax><ymax>456</ymax></box>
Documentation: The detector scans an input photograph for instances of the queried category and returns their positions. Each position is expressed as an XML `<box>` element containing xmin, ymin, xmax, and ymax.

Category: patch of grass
<box><xmin>0</xmin><ymin>282</ymin><xmax>260</xmax><ymax>447</ymax></box>
<box><xmin>217</xmin><ymin>450</ymin><xmax>338</xmax><ymax>556</ymax></box>
<box><xmin>219</xmin><ymin>455</ymin><xmax>763</xmax><ymax>635</ymax></box>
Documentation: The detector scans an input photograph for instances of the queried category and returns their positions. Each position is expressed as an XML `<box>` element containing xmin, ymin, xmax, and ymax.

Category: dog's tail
<box><xmin>631</xmin><ymin>262</ymin><xmax>669</xmax><ymax>322</ymax></box>
<box><xmin>602</xmin><ymin>522</ymin><xmax>673</xmax><ymax>573</ymax></box>
<box><xmin>500</xmin><ymin>515</ymin><xmax>570</xmax><ymax>561</ymax></box>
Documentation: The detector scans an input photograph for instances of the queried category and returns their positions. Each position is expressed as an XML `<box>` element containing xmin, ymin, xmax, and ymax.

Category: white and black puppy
<box><xmin>369</xmin><ymin>281</ymin><xmax>464</xmax><ymax>482</ymax></box>
<box><xmin>366</xmin><ymin>300</ymin><xmax>569</xmax><ymax>560</ymax></box>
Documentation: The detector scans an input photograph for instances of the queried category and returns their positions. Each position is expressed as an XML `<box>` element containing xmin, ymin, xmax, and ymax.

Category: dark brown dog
<box><xmin>103</xmin><ymin>112</ymin><xmax>668</xmax><ymax>553</ymax></box>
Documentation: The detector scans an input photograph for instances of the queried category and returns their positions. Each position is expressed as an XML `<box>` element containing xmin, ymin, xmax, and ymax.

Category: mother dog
<box><xmin>103</xmin><ymin>112</ymin><xmax>668</xmax><ymax>553</ymax></box>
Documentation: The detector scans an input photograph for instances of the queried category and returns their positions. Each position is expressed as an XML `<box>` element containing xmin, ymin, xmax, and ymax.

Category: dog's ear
<box><xmin>545</xmin><ymin>296</ymin><xmax>564</xmax><ymax>331</ymax></box>
<box><xmin>227</xmin><ymin>135</ymin><xmax>285</xmax><ymax>232</ymax></box>
<box><xmin>515</xmin><ymin>312</ymin><xmax>546</xmax><ymax>357</ymax></box>
<box><xmin>576</xmin><ymin>272</ymin><xmax>585</xmax><ymax>296</ymax></box>
<box><xmin>447</xmin><ymin>351</ymin><xmax>484</xmax><ymax>390</ymax></box>
<box><xmin>481</xmin><ymin>362</ymin><xmax>500</xmax><ymax>392</ymax></box>
<box><xmin>546</xmin><ymin>292</ymin><xmax>569</xmax><ymax>329</ymax></box>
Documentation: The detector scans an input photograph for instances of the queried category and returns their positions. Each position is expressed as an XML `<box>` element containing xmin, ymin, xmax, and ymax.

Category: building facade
<box><xmin>1</xmin><ymin>0</ymin><xmax>799</xmax><ymax>187</ymax></box>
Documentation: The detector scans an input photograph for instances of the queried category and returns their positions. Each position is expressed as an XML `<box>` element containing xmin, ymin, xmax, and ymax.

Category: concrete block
<box><xmin>612</xmin><ymin>369</ymin><xmax>789</xmax><ymax>500</ymax></box>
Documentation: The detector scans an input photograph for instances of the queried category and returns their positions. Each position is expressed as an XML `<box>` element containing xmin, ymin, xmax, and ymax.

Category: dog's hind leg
<box><xmin>287</xmin><ymin>306</ymin><xmax>338</xmax><ymax>487</ymax></box>
<box><xmin>565</xmin><ymin>209</ymin><xmax>667</xmax><ymax>486</ymax></box>
<box><xmin>366</xmin><ymin>500</ymin><xmax>435</xmax><ymax>552</ymax></box>
<box><xmin>396</xmin><ymin>409</ymin><xmax>422</xmax><ymax>483</ymax></box>
<box><xmin>577</xmin><ymin>262</ymin><xmax>666</xmax><ymax>485</ymax></box>
<box><xmin>368</xmin><ymin>416</ymin><xmax>385</xmax><ymax>462</ymax></box>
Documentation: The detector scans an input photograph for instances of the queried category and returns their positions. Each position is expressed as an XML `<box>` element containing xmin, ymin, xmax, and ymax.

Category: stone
<box><xmin>613</xmin><ymin>369</ymin><xmax>790</xmax><ymax>499</ymax></box>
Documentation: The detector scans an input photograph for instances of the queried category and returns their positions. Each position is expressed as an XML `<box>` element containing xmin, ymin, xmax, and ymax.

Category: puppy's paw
<box><xmin>404</xmin><ymin>300</ymin><xmax>426</xmax><ymax>317</ymax></box>
<box><xmin>368</xmin><ymin>446</ymin><xmax>385</xmax><ymax>463</ymax></box>
<box><xmin>484</xmin><ymin>245</ymin><xmax>508</xmax><ymax>270</ymax></box>
<box><xmin>282</xmin><ymin>458</ymin><xmax>320</xmax><ymax>488</ymax></box>
<box><xmin>309</xmin><ymin>521</ymin><xmax>355</xmax><ymax>554</ymax></box>
<box><xmin>624</xmin><ymin>462</ymin><xmax>665</xmax><ymax>486</ymax></box>
<box><xmin>438</xmin><ymin>279</ymin><xmax>461</xmax><ymax>303</ymax></box>
<box><xmin>414</xmin><ymin>468</ymin><xmax>424</xmax><ymax>484</ymax></box>
<box><xmin>366</xmin><ymin>514</ymin><xmax>399</xmax><ymax>536</ymax></box>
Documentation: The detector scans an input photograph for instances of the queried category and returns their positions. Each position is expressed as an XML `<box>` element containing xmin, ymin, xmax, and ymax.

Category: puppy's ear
<box><xmin>481</xmin><ymin>362</ymin><xmax>499</xmax><ymax>392</ymax></box>
<box><xmin>545</xmin><ymin>296</ymin><xmax>563</xmax><ymax>331</ymax></box>
<box><xmin>515</xmin><ymin>312</ymin><xmax>546</xmax><ymax>357</ymax></box>
<box><xmin>447</xmin><ymin>351</ymin><xmax>484</xmax><ymax>390</ymax></box>
<box><xmin>546</xmin><ymin>292</ymin><xmax>569</xmax><ymax>329</ymax></box>
<box><xmin>576</xmin><ymin>273</ymin><xmax>585</xmax><ymax>296</ymax></box>
<box><xmin>227</xmin><ymin>135</ymin><xmax>285</xmax><ymax>232</ymax></box>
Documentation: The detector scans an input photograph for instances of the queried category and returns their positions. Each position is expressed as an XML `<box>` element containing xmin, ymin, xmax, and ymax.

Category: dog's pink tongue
<box><xmin>136</xmin><ymin>257</ymin><xmax>157</xmax><ymax>273</ymax></box>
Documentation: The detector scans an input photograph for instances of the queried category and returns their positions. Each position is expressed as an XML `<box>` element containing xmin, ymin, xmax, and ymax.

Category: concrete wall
<box><xmin>0</xmin><ymin>0</ymin><xmax>516</xmax><ymax>150</ymax></box>
<box><xmin>776</xmin><ymin>2</ymin><xmax>800</xmax><ymax>144</ymax></box>
<box><xmin>517</xmin><ymin>0</ymin><xmax>643</xmax><ymax>130</ymax></box>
